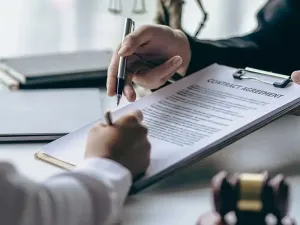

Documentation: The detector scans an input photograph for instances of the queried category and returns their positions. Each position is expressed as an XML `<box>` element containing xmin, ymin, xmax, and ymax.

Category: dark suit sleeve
<box><xmin>186</xmin><ymin>0</ymin><xmax>300</xmax><ymax>76</ymax></box>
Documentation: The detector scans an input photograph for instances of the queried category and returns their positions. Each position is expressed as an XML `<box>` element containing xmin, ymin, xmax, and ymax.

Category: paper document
<box><xmin>36</xmin><ymin>64</ymin><xmax>300</xmax><ymax>193</ymax></box>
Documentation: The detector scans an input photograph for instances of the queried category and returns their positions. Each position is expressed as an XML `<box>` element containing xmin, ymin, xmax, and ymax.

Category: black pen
<box><xmin>116</xmin><ymin>18</ymin><xmax>135</xmax><ymax>106</ymax></box>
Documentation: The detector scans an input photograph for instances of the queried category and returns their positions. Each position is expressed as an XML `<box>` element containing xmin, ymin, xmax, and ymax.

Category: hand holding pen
<box><xmin>86</xmin><ymin>110</ymin><xmax>151</xmax><ymax>180</ymax></box>
<box><xmin>106</xmin><ymin>19</ymin><xmax>190</xmax><ymax>104</ymax></box>
<box><xmin>116</xmin><ymin>18</ymin><xmax>135</xmax><ymax>106</ymax></box>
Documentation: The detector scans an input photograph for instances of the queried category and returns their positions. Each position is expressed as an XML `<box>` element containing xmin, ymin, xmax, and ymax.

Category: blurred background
<box><xmin>0</xmin><ymin>0</ymin><xmax>267</xmax><ymax>58</ymax></box>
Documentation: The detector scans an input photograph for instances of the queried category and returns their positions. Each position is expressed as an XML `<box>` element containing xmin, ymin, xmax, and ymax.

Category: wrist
<box><xmin>84</xmin><ymin>148</ymin><xmax>112</xmax><ymax>160</ymax></box>
<box><xmin>79</xmin><ymin>157</ymin><xmax>131</xmax><ymax>174</ymax></box>
<box><xmin>85</xmin><ymin>149</ymin><xmax>130</xmax><ymax>174</ymax></box>
<box><xmin>76</xmin><ymin>157</ymin><xmax>132</xmax><ymax>188</ymax></box>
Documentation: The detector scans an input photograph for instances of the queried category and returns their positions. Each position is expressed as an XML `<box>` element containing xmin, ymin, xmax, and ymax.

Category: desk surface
<box><xmin>0</xmin><ymin>106</ymin><xmax>300</xmax><ymax>224</ymax></box>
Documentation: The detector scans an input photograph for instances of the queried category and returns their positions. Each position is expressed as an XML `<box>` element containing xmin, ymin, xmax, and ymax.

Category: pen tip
<box><xmin>116</xmin><ymin>95</ymin><xmax>121</xmax><ymax>106</ymax></box>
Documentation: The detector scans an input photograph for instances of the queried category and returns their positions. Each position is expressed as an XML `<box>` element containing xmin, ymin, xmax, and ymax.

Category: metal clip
<box><xmin>233</xmin><ymin>67</ymin><xmax>291</xmax><ymax>88</ymax></box>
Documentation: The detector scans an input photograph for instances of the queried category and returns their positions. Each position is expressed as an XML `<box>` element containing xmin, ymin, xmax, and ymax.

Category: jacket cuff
<box><xmin>184</xmin><ymin>31</ymin><xmax>215</xmax><ymax>76</ymax></box>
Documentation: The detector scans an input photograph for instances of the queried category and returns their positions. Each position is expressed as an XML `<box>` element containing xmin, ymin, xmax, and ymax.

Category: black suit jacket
<box><xmin>186</xmin><ymin>0</ymin><xmax>300</xmax><ymax>76</ymax></box>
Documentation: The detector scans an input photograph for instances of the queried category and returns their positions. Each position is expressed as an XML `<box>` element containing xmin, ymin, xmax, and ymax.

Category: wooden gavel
<box><xmin>197</xmin><ymin>171</ymin><xmax>296</xmax><ymax>225</ymax></box>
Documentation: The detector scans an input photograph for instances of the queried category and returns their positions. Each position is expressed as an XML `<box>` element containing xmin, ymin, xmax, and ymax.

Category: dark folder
<box><xmin>0</xmin><ymin>50</ymin><xmax>112</xmax><ymax>89</ymax></box>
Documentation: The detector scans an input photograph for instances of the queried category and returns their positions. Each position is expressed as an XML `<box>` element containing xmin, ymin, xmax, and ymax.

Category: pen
<box><xmin>104</xmin><ymin>111</ymin><xmax>113</xmax><ymax>126</ymax></box>
<box><xmin>116</xmin><ymin>18</ymin><xmax>135</xmax><ymax>106</ymax></box>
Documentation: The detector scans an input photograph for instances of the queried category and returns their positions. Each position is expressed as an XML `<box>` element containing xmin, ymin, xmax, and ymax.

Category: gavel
<box><xmin>197</xmin><ymin>171</ymin><xmax>296</xmax><ymax>225</ymax></box>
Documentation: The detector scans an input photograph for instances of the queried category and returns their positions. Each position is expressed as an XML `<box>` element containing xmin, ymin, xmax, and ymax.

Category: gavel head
<box><xmin>211</xmin><ymin>171</ymin><xmax>289</xmax><ymax>220</ymax></box>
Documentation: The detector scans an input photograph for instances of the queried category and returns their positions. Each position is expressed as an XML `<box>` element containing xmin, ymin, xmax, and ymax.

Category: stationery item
<box><xmin>233</xmin><ymin>67</ymin><xmax>291</xmax><ymax>88</ymax></box>
<box><xmin>197</xmin><ymin>171</ymin><xmax>295</xmax><ymax>225</ymax></box>
<box><xmin>104</xmin><ymin>111</ymin><xmax>113</xmax><ymax>125</ymax></box>
<box><xmin>0</xmin><ymin>89</ymin><xmax>102</xmax><ymax>142</ymax></box>
<box><xmin>116</xmin><ymin>18</ymin><xmax>135</xmax><ymax>106</ymax></box>
<box><xmin>35</xmin><ymin>64</ymin><xmax>300</xmax><ymax>193</ymax></box>
<box><xmin>115</xmin><ymin>18</ymin><xmax>183</xmax><ymax>103</ymax></box>
<box><xmin>0</xmin><ymin>50</ymin><xmax>112</xmax><ymax>90</ymax></box>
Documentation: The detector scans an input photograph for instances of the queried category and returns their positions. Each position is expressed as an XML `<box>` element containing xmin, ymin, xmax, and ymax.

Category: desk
<box><xmin>0</xmin><ymin>107</ymin><xmax>300</xmax><ymax>224</ymax></box>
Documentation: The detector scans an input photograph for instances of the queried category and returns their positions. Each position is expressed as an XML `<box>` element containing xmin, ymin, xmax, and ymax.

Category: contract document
<box><xmin>35</xmin><ymin>64</ymin><xmax>300</xmax><ymax>193</ymax></box>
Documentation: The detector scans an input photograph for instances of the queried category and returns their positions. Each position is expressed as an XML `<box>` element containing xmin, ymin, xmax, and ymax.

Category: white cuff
<box><xmin>75</xmin><ymin>157</ymin><xmax>132</xmax><ymax>194</ymax></box>
<box><xmin>74</xmin><ymin>157</ymin><xmax>132</xmax><ymax>223</ymax></box>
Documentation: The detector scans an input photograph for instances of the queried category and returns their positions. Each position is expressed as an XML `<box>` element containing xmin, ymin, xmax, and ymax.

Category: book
<box><xmin>0</xmin><ymin>88</ymin><xmax>102</xmax><ymax>142</ymax></box>
<box><xmin>35</xmin><ymin>64</ymin><xmax>300</xmax><ymax>193</ymax></box>
<box><xmin>0</xmin><ymin>50</ymin><xmax>112</xmax><ymax>89</ymax></box>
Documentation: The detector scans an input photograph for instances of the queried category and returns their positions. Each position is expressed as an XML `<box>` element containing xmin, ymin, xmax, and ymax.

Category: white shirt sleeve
<box><xmin>0</xmin><ymin>158</ymin><xmax>132</xmax><ymax>225</ymax></box>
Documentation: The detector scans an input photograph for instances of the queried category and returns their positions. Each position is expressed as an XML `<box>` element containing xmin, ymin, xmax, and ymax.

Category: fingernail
<box><xmin>118</xmin><ymin>46</ymin><xmax>129</xmax><ymax>55</ymax></box>
<box><xmin>172</xmin><ymin>56</ymin><xmax>182</xmax><ymax>67</ymax></box>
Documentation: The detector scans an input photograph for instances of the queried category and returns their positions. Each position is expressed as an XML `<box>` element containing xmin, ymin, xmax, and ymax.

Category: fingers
<box><xmin>107</xmin><ymin>49</ymin><xmax>121</xmax><ymax>96</ymax></box>
<box><xmin>133</xmin><ymin>55</ymin><xmax>183</xmax><ymax>89</ymax></box>
<box><xmin>115</xmin><ymin>110</ymin><xmax>144</xmax><ymax>126</ymax></box>
<box><xmin>125</xmin><ymin>110</ymin><xmax>144</xmax><ymax>123</ymax></box>
<box><xmin>123</xmin><ymin>73</ymin><xmax>136</xmax><ymax>102</ymax></box>
<box><xmin>107</xmin><ymin>52</ymin><xmax>137</xmax><ymax>100</ymax></box>
<box><xmin>129</xmin><ymin>110</ymin><xmax>144</xmax><ymax>122</ymax></box>
<box><xmin>107</xmin><ymin>25</ymin><xmax>158</xmax><ymax>98</ymax></box>
<box><xmin>291</xmin><ymin>71</ymin><xmax>300</xmax><ymax>85</ymax></box>
<box><xmin>88</xmin><ymin>122</ymin><xmax>106</xmax><ymax>135</ymax></box>
<box><xmin>118</xmin><ymin>25</ymin><xmax>153</xmax><ymax>57</ymax></box>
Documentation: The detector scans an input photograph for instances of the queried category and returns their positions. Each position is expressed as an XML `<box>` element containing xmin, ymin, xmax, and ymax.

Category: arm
<box><xmin>0</xmin><ymin>159</ymin><xmax>131</xmax><ymax>225</ymax></box>
<box><xmin>186</xmin><ymin>0</ymin><xmax>300</xmax><ymax>75</ymax></box>
<box><xmin>0</xmin><ymin>110</ymin><xmax>150</xmax><ymax>225</ymax></box>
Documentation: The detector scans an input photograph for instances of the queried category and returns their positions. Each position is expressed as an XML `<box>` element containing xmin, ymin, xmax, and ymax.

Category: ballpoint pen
<box><xmin>116</xmin><ymin>18</ymin><xmax>135</xmax><ymax>106</ymax></box>
<box><xmin>104</xmin><ymin>111</ymin><xmax>113</xmax><ymax>126</ymax></box>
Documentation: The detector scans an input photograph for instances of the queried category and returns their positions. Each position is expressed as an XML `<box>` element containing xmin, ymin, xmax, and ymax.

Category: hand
<box><xmin>107</xmin><ymin>24</ymin><xmax>191</xmax><ymax>102</ymax></box>
<box><xmin>85</xmin><ymin>110</ymin><xmax>151</xmax><ymax>179</ymax></box>
<box><xmin>290</xmin><ymin>71</ymin><xmax>300</xmax><ymax>115</ymax></box>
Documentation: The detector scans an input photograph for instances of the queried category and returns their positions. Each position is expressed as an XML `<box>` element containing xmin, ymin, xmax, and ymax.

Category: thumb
<box><xmin>291</xmin><ymin>70</ymin><xmax>300</xmax><ymax>85</ymax></box>
<box><xmin>115</xmin><ymin>110</ymin><xmax>144</xmax><ymax>126</ymax></box>
<box><xmin>133</xmin><ymin>56</ymin><xmax>183</xmax><ymax>89</ymax></box>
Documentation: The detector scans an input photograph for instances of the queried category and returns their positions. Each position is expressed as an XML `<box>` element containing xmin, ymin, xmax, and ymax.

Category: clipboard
<box><xmin>232</xmin><ymin>67</ymin><xmax>291</xmax><ymax>88</ymax></box>
<box><xmin>35</xmin><ymin>110</ymin><xmax>113</xmax><ymax>170</ymax></box>
<box><xmin>34</xmin><ymin>64</ymin><xmax>299</xmax><ymax>194</ymax></box>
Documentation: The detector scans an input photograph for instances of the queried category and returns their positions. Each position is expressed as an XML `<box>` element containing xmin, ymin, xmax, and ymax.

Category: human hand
<box><xmin>85</xmin><ymin>110</ymin><xmax>151</xmax><ymax>180</ymax></box>
<box><xmin>290</xmin><ymin>71</ymin><xmax>300</xmax><ymax>115</ymax></box>
<box><xmin>107</xmin><ymin>24</ymin><xmax>191</xmax><ymax>102</ymax></box>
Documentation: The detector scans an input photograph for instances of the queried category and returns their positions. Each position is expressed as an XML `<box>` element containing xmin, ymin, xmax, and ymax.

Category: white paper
<box><xmin>40</xmin><ymin>64</ymin><xmax>300</xmax><ymax>188</ymax></box>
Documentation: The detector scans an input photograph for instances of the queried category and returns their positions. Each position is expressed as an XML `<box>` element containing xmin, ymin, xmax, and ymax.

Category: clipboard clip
<box><xmin>233</xmin><ymin>67</ymin><xmax>291</xmax><ymax>88</ymax></box>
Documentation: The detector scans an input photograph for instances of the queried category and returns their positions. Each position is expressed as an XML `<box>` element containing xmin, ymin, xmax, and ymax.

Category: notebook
<box><xmin>35</xmin><ymin>64</ymin><xmax>300</xmax><ymax>193</ymax></box>
<box><xmin>0</xmin><ymin>88</ymin><xmax>102</xmax><ymax>142</ymax></box>
<box><xmin>0</xmin><ymin>50</ymin><xmax>112</xmax><ymax>89</ymax></box>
